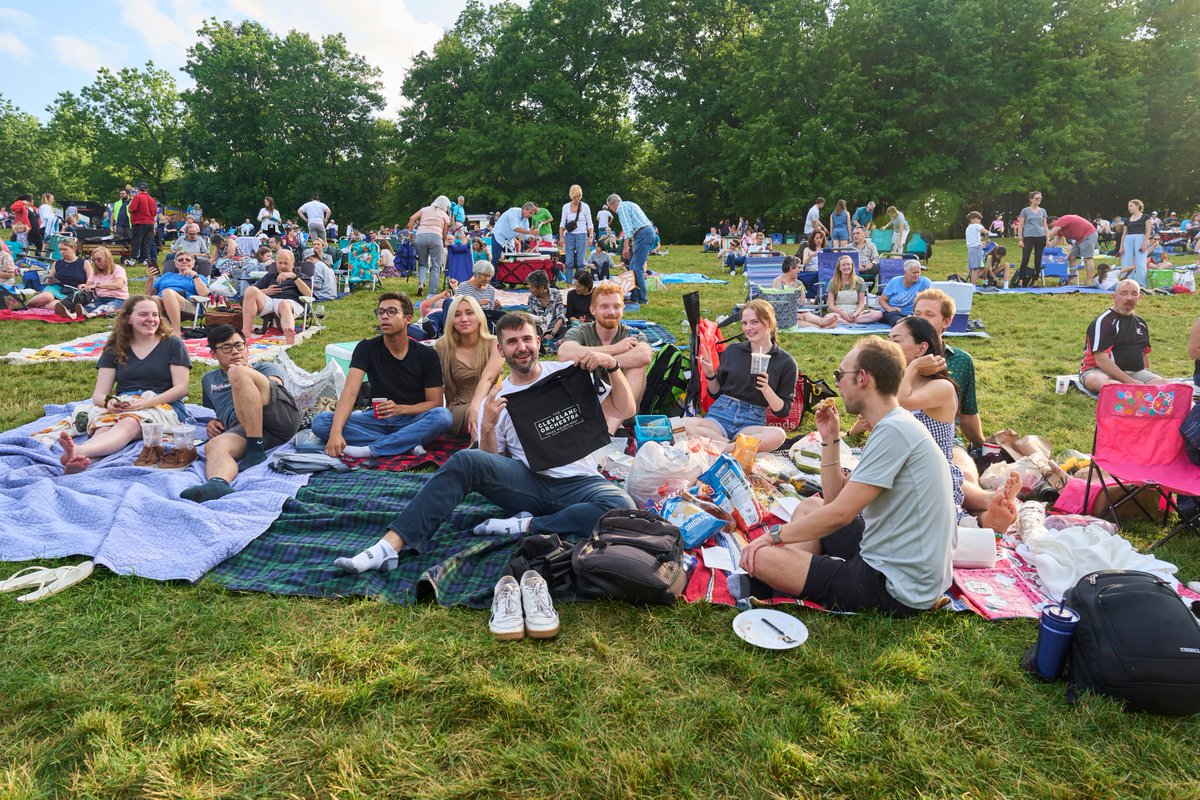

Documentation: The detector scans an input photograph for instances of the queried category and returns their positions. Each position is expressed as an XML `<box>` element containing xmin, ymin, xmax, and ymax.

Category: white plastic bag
<box><xmin>624</xmin><ymin>441</ymin><xmax>706</xmax><ymax>505</ymax></box>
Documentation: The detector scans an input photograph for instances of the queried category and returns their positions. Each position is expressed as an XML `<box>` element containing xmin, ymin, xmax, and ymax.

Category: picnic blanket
<box><xmin>659</xmin><ymin>273</ymin><xmax>728</xmax><ymax>285</ymax></box>
<box><xmin>981</xmin><ymin>286</ymin><xmax>1114</xmax><ymax>295</ymax></box>
<box><xmin>2</xmin><ymin>325</ymin><xmax>324</xmax><ymax>365</ymax></box>
<box><xmin>623</xmin><ymin>319</ymin><xmax>677</xmax><ymax>347</ymax></box>
<box><xmin>207</xmin><ymin>470</ymin><xmax>522</xmax><ymax>608</ymax></box>
<box><xmin>340</xmin><ymin>434</ymin><xmax>468</xmax><ymax>471</ymax></box>
<box><xmin>0</xmin><ymin>307</ymin><xmax>82</xmax><ymax>324</ymax></box>
<box><xmin>781</xmin><ymin>323</ymin><xmax>990</xmax><ymax>338</ymax></box>
<box><xmin>0</xmin><ymin>402</ymin><xmax>309</xmax><ymax>582</ymax></box>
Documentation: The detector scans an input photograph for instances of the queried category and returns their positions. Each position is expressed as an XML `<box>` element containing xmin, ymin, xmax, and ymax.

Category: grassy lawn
<box><xmin>1</xmin><ymin>238</ymin><xmax>1198</xmax><ymax>798</ymax></box>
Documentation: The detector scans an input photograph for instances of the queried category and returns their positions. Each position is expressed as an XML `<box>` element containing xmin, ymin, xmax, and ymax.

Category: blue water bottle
<box><xmin>1034</xmin><ymin>603</ymin><xmax>1080</xmax><ymax>680</ymax></box>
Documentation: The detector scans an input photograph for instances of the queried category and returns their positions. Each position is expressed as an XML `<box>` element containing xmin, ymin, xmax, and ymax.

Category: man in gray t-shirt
<box><xmin>181</xmin><ymin>325</ymin><xmax>302</xmax><ymax>503</ymax></box>
<box><xmin>739</xmin><ymin>337</ymin><xmax>956</xmax><ymax>614</ymax></box>
<box><xmin>557</xmin><ymin>284</ymin><xmax>652</xmax><ymax>432</ymax></box>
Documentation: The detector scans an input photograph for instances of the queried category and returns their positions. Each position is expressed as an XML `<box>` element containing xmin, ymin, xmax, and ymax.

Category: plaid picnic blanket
<box><xmin>340</xmin><ymin>434</ymin><xmax>469</xmax><ymax>471</ymax></box>
<box><xmin>2</xmin><ymin>325</ymin><xmax>324</xmax><ymax>365</ymax></box>
<box><xmin>207</xmin><ymin>470</ymin><xmax>520</xmax><ymax>608</ymax></box>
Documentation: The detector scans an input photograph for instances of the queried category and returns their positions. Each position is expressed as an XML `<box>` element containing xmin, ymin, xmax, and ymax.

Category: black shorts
<box><xmin>227</xmin><ymin>382</ymin><xmax>302</xmax><ymax>449</ymax></box>
<box><xmin>801</xmin><ymin>517</ymin><xmax>923</xmax><ymax>617</ymax></box>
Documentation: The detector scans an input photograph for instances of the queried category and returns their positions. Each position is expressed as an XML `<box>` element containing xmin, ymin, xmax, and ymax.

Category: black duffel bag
<box><xmin>1065</xmin><ymin>570</ymin><xmax>1200</xmax><ymax>715</ymax></box>
<box><xmin>571</xmin><ymin>509</ymin><xmax>687</xmax><ymax>605</ymax></box>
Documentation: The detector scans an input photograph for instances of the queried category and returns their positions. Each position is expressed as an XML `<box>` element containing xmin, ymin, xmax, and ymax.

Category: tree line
<box><xmin>2</xmin><ymin>0</ymin><xmax>1196</xmax><ymax>241</ymax></box>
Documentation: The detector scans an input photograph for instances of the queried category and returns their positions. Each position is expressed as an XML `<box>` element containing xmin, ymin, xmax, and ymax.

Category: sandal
<box><xmin>16</xmin><ymin>561</ymin><xmax>94</xmax><ymax>603</ymax></box>
<box><xmin>1</xmin><ymin>565</ymin><xmax>70</xmax><ymax>593</ymax></box>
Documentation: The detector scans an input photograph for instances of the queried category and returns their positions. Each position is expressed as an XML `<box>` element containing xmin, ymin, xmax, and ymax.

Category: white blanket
<box><xmin>1018</xmin><ymin>522</ymin><xmax>1179</xmax><ymax>600</ymax></box>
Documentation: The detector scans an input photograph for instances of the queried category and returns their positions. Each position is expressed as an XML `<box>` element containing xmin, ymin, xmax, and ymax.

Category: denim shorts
<box><xmin>704</xmin><ymin>395</ymin><xmax>766</xmax><ymax>439</ymax></box>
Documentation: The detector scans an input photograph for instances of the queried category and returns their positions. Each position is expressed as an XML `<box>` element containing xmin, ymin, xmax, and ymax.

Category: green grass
<box><xmin>1</xmin><ymin>239</ymin><xmax>1199</xmax><ymax>798</ymax></box>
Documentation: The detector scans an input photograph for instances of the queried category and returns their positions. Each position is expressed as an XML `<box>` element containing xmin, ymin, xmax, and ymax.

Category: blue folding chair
<box><xmin>816</xmin><ymin>248</ymin><xmax>860</xmax><ymax>304</ymax></box>
<box><xmin>1040</xmin><ymin>247</ymin><xmax>1075</xmax><ymax>286</ymax></box>
<box><xmin>877</xmin><ymin>256</ymin><xmax>906</xmax><ymax>292</ymax></box>
<box><xmin>744</xmin><ymin>256</ymin><xmax>785</xmax><ymax>292</ymax></box>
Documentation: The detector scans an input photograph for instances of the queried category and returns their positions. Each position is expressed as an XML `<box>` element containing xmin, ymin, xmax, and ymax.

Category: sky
<box><xmin>0</xmin><ymin>0</ymin><xmax>497</xmax><ymax>120</ymax></box>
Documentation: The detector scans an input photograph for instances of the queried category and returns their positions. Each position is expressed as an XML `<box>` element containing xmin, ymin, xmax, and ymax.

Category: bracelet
<box><xmin>821</xmin><ymin>439</ymin><xmax>841</xmax><ymax>447</ymax></box>
<box><xmin>705</xmin><ymin>372</ymin><xmax>716</xmax><ymax>381</ymax></box>
<box><xmin>820</xmin><ymin>460</ymin><xmax>841</xmax><ymax>467</ymax></box>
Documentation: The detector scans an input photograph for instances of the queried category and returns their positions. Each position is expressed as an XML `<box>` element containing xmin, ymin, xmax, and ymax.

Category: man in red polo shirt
<box><xmin>129</xmin><ymin>183</ymin><xmax>157</xmax><ymax>267</ymax></box>
<box><xmin>1047</xmin><ymin>214</ymin><xmax>1098</xmax><ymax>285</ymax></box>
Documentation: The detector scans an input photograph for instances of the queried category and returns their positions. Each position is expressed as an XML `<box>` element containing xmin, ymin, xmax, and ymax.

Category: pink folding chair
<box><xmin>1083</xmin><ymin>383</ymin><xmax>1200</xmax><ymax>548</ymax></box>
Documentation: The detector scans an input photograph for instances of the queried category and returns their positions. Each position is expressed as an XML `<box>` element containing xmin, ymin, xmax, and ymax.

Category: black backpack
<box><xmin>1064</xmin><ymin>570</ymin><xmax>1200</xmax><ymax>715</ymax></box>
<box><xmin>572</xmin><ymin>509</ymin><xmax>688</xmax><ymax>605</ymax></box>
<box><xmin>638</xmin><ymin>344</ymin><xmax>689</xmax><ymax>417</ymax></box>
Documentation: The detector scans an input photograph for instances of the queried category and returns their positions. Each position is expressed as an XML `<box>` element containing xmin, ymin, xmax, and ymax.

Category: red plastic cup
<box><xmin>372</xmin><ymin>398</ymin><xmax>386</xmax><ymax>419</ymax></box>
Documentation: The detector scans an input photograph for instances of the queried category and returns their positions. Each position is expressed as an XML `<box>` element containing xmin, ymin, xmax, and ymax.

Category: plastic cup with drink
<box><xmin>372</xmin><ymin>398</ymin><xmax>387</xmax><ymax>419</ymax></box>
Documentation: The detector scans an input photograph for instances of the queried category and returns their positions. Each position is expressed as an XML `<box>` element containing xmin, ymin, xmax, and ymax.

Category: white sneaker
<box><xmin>489</xmin><ymin>576</ymin><xmax>525</xmax><ymax>641</ymax></box>
<box><xmin>520</xmin><ymin>570</ymin><xmax>560</xmax><ymax>639</ymax></box>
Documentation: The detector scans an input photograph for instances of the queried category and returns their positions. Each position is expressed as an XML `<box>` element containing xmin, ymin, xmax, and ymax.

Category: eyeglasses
<box><xmin>215</xmin><ymin>341</ymin><xmax>246</xmax><ymax>354</ymax></box>
<box><xmin>833</xmin><ymin>369</ymin><xmax>862</xmax><ymax>383</ymax></box>
<box><xmin>374</xmin><ymin>307</ymin><xmax>403</xmax><ymax>318</ymax></box>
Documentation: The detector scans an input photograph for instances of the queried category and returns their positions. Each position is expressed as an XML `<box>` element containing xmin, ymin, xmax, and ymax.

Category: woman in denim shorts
<box><xmin>684</xmin><ymin>298</ymin><xmax>798</xmax><ymax>453</ymax></box>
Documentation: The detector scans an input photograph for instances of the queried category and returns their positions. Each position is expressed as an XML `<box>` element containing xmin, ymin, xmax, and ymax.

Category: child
<box><xmin>974</xmin><ymin>245</ymin><xmax>1011</xmax><ymax>288</ymax></box>
<box><xmin>965</xmin><ymin>211</ymin><xmax>986</xmax><ymax>281</ymax></box>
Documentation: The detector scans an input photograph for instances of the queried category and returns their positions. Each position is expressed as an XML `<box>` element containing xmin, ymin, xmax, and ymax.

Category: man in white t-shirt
<box><xmin>298</xmin><ymin>194</ymin><xmax>331</xmax><ymax>242</ymax></box>
<box><xmin>597</xmin><ymin>205</ymin><xmax>613</xmax><ymax>235</ymax></box>
<box><xmin>333</xmin><ymin>311</ymin><xmax>636</xmax><ymax>575</ymax></box>
<box><xmin>739</xmin><ymin>337</ymin><xmax>956</xmax><ymax>615</ymax></box>
<box><xmin>804</xmin><ymin>197</ymin><xmax>827</xmax><ymax>237</ymax></box>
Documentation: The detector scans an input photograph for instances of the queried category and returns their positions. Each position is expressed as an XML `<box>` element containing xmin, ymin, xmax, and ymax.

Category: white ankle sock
<box><xmin>342</xmin><ymin>445</ymin><xmax>373</xmax><ymax>458</ymax></box>
<box><xmin>473</xmin><ymin>512</ymin><xmax>533</xmax><ymax>537</ymax></box>
<box><xmin>334</xmin><ymin>538</ymin><xmax>399</xmax><ymax>573</ymax></box>
<box><xmin>411</xmin><ymin>444</ymin><xmax>427</xmax><ymax>457</ymax></box>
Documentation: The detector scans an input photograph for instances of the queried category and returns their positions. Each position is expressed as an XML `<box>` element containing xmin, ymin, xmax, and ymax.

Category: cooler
<box><xmin>1147</xmin><ymin>269</ymin><xmax>1173</xmax><ymax>290</ymax></box>
<box><xmin>930</xmin><ymin>281</ymin><xmax>975</xmax><ymax>333</ymax></box>
<box><xmin>325</xmin><ymin>341</ymin><xmax>358</xmax><ymax>376</ymax></box>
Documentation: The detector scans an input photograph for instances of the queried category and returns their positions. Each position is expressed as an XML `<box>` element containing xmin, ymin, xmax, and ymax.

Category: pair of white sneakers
<box><xmin>489</xmin><ymin>570</ymin><xmax>559</xmax><ymax>640</ymax></box>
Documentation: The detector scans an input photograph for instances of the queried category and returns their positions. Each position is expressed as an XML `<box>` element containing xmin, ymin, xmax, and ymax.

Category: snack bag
<box><xmin>648</xmin><ymin>494</ymin><xmax>732</xmax><ymax>549</ymax></box>
<box><xmin>694</xmin><ymin>453</ymin><xmax>764</xmax><ymax>531</ymax></box>
<box><xmin>732</xmin><ymin>433</ymin><xmax>759</xmax><ymax>473</ymax></box>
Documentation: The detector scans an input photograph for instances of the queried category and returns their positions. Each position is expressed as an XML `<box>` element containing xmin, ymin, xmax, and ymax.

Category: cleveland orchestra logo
<box><xmin>535</xmin><ymin>405</ymin><xmax>583</xmax><ymax>440</ymax></box>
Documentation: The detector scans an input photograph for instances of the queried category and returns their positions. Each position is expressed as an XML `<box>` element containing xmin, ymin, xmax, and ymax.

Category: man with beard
<box><xmin>1079</xmin><ymin>279</ymin><xmax>1166</xmax><ymax>392</ymax></box>
<box><xmin>738</xmin><ymin>337</ymin><xmax>956</xmax><ymax>615</ymax></box>
<box><xmin>557</xmin><ymin>281</ymin><xmax>653</xmax><ymax>433</ymax></box>
<box><xmin>333</xmin><ymin>311</ymin><xmax>636</xmax><ymax>575</ymax></box>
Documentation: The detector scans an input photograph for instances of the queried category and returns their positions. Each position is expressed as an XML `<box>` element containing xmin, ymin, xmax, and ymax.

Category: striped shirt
<box><xmin>615</xmin><ymin>201</ymin><xmax>652</xmax><ymax>236</ymax></box>
<box><xmin>455</xmin><ymin>280</ymin><xmax>497</xmax><ymax>308</ymax></box>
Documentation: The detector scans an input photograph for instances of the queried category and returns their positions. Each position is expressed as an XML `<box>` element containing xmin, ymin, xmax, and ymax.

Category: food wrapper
<box><xmin>694</xmin><ymin>453</ymin><xmax>764</xmax><ymax>532</ymax></box>
<box><xmin>647</xmin><ymin>493</ymin><xmax>733</xmax><ymax>549</ymax></box>
<box><xmin>732</xmin><ymin>433</ymin><xmax>759</xmax><ymax>473</ymax></box>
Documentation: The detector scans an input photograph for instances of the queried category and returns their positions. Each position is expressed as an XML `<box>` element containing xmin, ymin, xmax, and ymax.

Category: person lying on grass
<box><xmin>57</xmin><ymin>296</ymin><xmax>191</xmax><ymax>474</ymax></box>
<box><xmin>180</xmin><ymin>325</ymin><xmax>302</xmax><ymax>502</ymax></box>
<box><xmin>333</xmin><ymin>311</ymin><xmax>636</xmax><ymax>574</ymax></box>
<box><xmin>684</xmin><ymin>299</ymin><xmax>796</xmax><ymax>453</ymax></box>
<box><xmin>738</xmin><ymin>337</ymin><xmax>955</xmax><ymax>615</ymax></box>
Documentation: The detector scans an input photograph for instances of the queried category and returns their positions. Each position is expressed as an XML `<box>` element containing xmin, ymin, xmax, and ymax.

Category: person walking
<box><xmin>407</xmin><ymin>195</ymin><xmax>452</xmax><ymax>297</ymax></box>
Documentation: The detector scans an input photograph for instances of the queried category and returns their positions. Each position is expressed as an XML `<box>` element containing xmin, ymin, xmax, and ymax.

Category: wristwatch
<box><xmin>768</xmin><ymin>526</ymin><xmax>783</xmax><ymax>546</ymax></box>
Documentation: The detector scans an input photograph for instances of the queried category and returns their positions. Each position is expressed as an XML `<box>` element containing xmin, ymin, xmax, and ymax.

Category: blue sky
<box><xmin>0</xmin><ymin>0</ymin><xmax>497</xmax><ymax>119</ymax></box>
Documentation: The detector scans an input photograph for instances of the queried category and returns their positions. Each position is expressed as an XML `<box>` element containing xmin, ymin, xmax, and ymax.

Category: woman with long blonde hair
<box><xmin>77</xmin><ymin>246</ymin><xmax>129</xmax><ymax>318</ymax></box>
<box><xmin>433</xmin><ymin>295</ymin><xmax>503</xmax><ymax>440</ymax></box>
<box><xmin>56</xmin><ymin>296</ymin><xmax>192</xmax><ymax>473</ymax></box>
<box><xmin>825</xmin><ymin>254</ymin><xmax>880</xmax><ymax>325</ymax></box>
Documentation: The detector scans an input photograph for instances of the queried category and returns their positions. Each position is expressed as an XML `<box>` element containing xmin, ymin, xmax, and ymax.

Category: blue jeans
<box><xmin>724</xmin><ymin>253</ymin><xmax>747</xmax><ymax>272</ymax></box>
<box><xmin>387</xmin><ymin>449</ymin><xmax>635</xmax><ymax>553</ymax></box>
<box><xmin>491</xmin><ymin>238</ymin><xmax>506</xmax><ymax>267</ymax></box>
<box><xmin>564</xmin><ymin>233</ymin><xmax>588</xmax><ymax>281</ymax></box>
<box><xmin>311</xmin><ymin>407</ymin><xmax>452</xmax><ymax>457</ymax></box>
<box><xmin>626</xmin><ymin>226</ymin><xmax>655</xmax><ymax>303</ymax></box>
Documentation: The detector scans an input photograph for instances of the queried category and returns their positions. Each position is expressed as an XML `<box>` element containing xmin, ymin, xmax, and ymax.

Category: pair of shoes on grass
<box><xmin>489</xmin><ymin>571</ymin><xmax>559</xmax><ymax>641</ymax></box>
<box><xmin>52</xmin><ymin>300</ymin><xmax>84</xmax><ymax>319</ymax></box>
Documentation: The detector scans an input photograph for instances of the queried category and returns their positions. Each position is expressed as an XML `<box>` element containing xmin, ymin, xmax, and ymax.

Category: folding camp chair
<box><xmin>1040</xmin><ymin>247</ymin><xmax>1075</xmax><ymax>286</ymax></box>
<box><xmin>876</xmin><ymin>255</ymin><xmax>907</xmax><ymax>293</ymax></box>
<box><xmin>744</xmin><ymin>256</ymin><xmax>784</xmax><ymax>293</ymax></box>
<box><xmin>1082</xmin><ymin>383</ymin><xmax>1200</xmax><ymax>549</ymax></box>
<box><xmin>870</xmin><ymin>229</ymin><xmax>893</xmax><ymax>256</ymax></box>
<box><xmin>906</xmin><ymin>232</ymin><xmax>929</xmax><ymax>263</ymax></box>
<box><xmin>815</xmin><ymin>248</ymin><xmax>859</xmax><ymax>305</ymax></box>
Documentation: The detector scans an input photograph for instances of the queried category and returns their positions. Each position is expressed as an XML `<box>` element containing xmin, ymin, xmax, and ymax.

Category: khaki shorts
<box><xmin>1080</xmin><ymin>367</ymin><xmax>1162</xmax><ymax>386</ymax></box>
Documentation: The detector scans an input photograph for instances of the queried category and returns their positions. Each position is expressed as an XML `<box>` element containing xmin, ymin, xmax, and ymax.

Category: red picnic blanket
<box><xmin>340</xmin><ymin>434</ymin><xmax>470</xmax><ymax>471</ymax></box>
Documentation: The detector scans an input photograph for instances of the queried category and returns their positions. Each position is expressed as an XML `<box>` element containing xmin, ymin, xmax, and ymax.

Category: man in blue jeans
<box><xmin>606</xmin><ymin>193</ymin><xmax>655</xmax><ymax>304</ymax></box>
<box><xmin>312</xmin><ymin>292</ymin><xmax>452</xmax><ymax>460</ymax></box>
<box><xmin>334</xmin><ymin>311</ymin><xmax>636</xmax><ymax>573</ymax></box>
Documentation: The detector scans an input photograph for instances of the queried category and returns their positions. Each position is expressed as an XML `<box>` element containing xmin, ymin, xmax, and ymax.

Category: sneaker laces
<box><xmin>496</xmin><ymin>583</ymin><xmax>521</xmax><ymax>617</ymax></box>
<box><xmin>527</xmin><ymin>580</ymin><xmax>554</xmax><ymax>617</ymax></box>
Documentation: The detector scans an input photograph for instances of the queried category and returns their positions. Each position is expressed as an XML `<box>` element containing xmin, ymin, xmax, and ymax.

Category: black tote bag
<box><xmin>504</xmin><ymin>365</ymin><xmax>611</xmax><ymax>472</ymax></box>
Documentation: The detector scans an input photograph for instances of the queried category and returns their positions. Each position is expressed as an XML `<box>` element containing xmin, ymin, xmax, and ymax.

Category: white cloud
<box><xmin>114</xmin><ymin>0</ymin><xmax>206</xmax><ymax>65</ymax></box>
<box><xmin>0</xmin><ymin>32</ymin><xmax>32</xmax><ymax>58</ymax></box>
<box><xmin>51</xmin><ymin>35</ymin><xmax>128</xmax><ymax>75</ymax></box>
<box><xmin>0</xmin><ymin>8</ymin><xmax>36</xmax><ymax>32</ymax></box>
<box><xmin>226</xmin><ymin>0</ymin><xmax>446</xmax><ymax>115</ymax></box>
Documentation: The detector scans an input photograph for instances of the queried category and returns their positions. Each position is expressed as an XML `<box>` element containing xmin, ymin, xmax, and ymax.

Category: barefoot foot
<box><xmin>980</xmin><ymin>470</ymin><xmax>1021</xmax><ymax>532</ymax></box>
<box><xmin>58</xmin><ymin>431</ymin><xmax>91</xmax><ymax>474</ymax></box>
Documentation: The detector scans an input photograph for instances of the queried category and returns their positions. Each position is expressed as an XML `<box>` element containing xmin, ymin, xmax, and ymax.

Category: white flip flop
<box><xmin>0</xmin><ymin>565</ymin><xmax>71</xmax><ymax>593</ymax></box>
<box><xmin>15</xmin><ymin>561</ymin><xmax>94</xmax><ymax>603</ymax></box>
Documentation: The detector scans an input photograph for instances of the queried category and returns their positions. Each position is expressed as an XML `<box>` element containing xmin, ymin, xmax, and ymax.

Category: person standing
<box><xmin>596</xmin><ymin>203</ymin><xmax>614</xmax><ymax>238</ymax></box>
<box><xmin>829</xmin><ymin>199</ymin><xmax>851</xmax><ymax>248</ymax></box>
<box><xmin>129</xmin><ymin>183</ymin><xmax>157</xmax><ymax>267</ymax></box>
<box><xmin>11</xmin><ymin>193</ymin><xmax>42</xmax><ymax>253</ymax></box>
<box><xmin>1046</xmin><ymin>213</ymin><xmax>1098</xmax><ymax>284</ymax></box>
<box><xmin>37</xmin><ymin>193</ymin><xmax>59</xmax><ymax>256</ymax></box>
<box><xmin>407</xmin><ymin>195</ymin><xmax>452</xmax><ymax>297</ymax></box>
<box><xmin>112</xmin><ymin>188</ymin><xmax>133</xmax><ymax>252</ymax></box>
<box><xmin>804</xmin><ymin>198</ymin><xmax>827</xmax><ymax>237</ymax></box>
<box><xmin>605</xmin><ymin>194</ymin><xmax>655</xmax><ymax>304</ymax></box>
<box><xmin>1014</xmin><ymin>191</ymin><xmax>1048</xmax><ymax>287</ymax></box>
<box><xmin>559</xmin><ymin>185</ymin><xmax>594</xmax><ymax>284</ymax></box>
<box><xmin>883</xmin><ymin>205</ymin><xmax>908</xmax><ymax>254</ymax></box>
<box><xmin>1116</xmin><ymin>199</ymin><xmax>1152</xmax><ymax>288</ymax></box>
<box><xmin>258</xmin><ymin>196</ymin><xmax>282</xmax><ymax>236</ymax></box>
<box><xmin>298</xmin><ymin>194</ymin><xmax>331</xmax><ymax>242</ymax></box>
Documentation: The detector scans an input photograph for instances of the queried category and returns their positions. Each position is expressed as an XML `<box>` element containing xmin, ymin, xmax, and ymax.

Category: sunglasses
<box><xmin>833</xmin><ymin>369</ymin><xmax>862</xmax><ymax>383</ymax></box>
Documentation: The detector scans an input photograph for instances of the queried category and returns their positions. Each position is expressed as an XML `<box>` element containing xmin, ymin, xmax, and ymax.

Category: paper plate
<box><xmin>732</xmin><ymin>609</ymin><xmax>809</xmax><ymax>650</ymax></box>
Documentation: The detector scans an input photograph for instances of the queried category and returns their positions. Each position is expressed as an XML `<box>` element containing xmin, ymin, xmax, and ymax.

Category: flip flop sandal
<box><xmin>17</xmin><ymin>561</ymin><xmax>94</xmax><ymax>603</ymax></box>
<box><xmin>0</xmin><ymin>565</ymin><xmax>70</xmax><ymax>593</ymax></box>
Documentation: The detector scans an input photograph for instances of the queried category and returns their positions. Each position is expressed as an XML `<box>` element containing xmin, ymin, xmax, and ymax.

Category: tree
<box><xmin>47</xmin><ymin>63</ymin><xmax>184</xmax><ymax>202</ymax></box>
<box><xmin>181</xmin><ymin>18</ymin><xmax>390</xmax><ymax>225</ymax></box>
<box><xmin>0</xmin><ymin>95</ymin><xmax>90</xmax><ymax>202</ymax></box>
